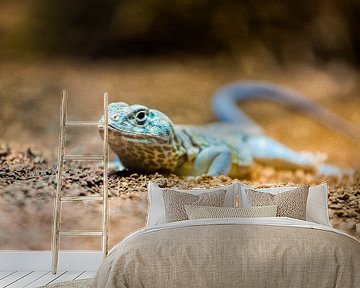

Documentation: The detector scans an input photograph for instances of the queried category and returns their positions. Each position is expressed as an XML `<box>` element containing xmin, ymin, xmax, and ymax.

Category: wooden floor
<box><xmin>0</xmin><ymin>270</ymin><xmax>96</xmax><ymax>288</ymax></box>
<box><xmin>0</xmin><ymin>251</ymin><xmax>101</xmax><ymax>287</ymax></box>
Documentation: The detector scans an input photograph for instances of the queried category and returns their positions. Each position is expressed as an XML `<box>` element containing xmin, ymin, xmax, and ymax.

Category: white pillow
<box><xmin>238</xmin><ymin>183</ymin><xmax>331</xmax><ymax>227</ymax></box>
<box><xmin>146</xmin><ymin>181</ymin><xmax>238</xmax><ymax>227</ymax></box>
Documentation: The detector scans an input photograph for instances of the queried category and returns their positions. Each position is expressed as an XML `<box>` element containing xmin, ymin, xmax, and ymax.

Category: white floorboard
<box><xmin>76</xmin><ymin>271</ymin><xmax>96</xmax><ymax>280</ymax></box>
<box><xmin>0</xmin><ymin>250</ymin><xmax>99</xmax><ymax>287</ymax></box>
<box><xmin>0</xmin><ymin>272</ymin><xmax>16</xmax><ymax>281</ymax></box>
<box><xmin>7</xmin><ymin>271</ymin><xmax>48</xmax><ymax>288</ymax></box>
<box><xmin>22</xmin><ymin>271</ymin><xmax>67</xmax><ymax>288</ymax></box>
<box><xmin>0</xmin><ymin>271</ymin><xmax>96</xmax><ymax>288</ymax></box>
<box><xmin>0</xmin><ymin>271</ymin><xmax>32</xmax><ymax>287</ymax></box>
<box><xmin>49</xmin><ymin>271</ymin><xmax>85</xmax><ymax>284</ymax></box>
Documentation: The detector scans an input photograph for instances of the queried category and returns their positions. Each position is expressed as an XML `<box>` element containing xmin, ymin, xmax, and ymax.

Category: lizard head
<box><xmin>99</xmin><ymin>102</ymin><xmax>183</xmax><ymax>172</ymax></box>
<box><xmin>100</xmin><ymin>102</ymin><xmax>175</xmax><ymax>144</ymax></box>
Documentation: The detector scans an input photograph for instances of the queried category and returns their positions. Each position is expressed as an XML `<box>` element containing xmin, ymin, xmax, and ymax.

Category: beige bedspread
<box><xmin>92</xmin><ymin>218</ymin><xmax>360</xmax><ymax>288</ymax></box>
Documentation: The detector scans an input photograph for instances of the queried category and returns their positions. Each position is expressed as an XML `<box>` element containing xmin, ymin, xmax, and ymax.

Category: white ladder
<box><xmin>51</xmin><ymin>90</ymin><xmax>109</xmax><ymax>274</ymax></box>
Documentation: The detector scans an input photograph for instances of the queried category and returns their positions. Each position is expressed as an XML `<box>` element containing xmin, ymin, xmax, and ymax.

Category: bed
<box><xmin>92</xmin><ymin>182</ymin><xmax>360</xmax><ymax>288</ymax></box>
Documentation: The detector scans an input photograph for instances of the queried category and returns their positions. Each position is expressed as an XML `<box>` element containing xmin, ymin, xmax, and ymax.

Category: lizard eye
<box><xmin>134</xmin><ymin>110</ymin><xmax>148</xmax><ymax>125</ymax></box>
<box><xmin>113</xmin><ymin>115</ymin><xmax>119</xmax><ymax>121</ymax></box>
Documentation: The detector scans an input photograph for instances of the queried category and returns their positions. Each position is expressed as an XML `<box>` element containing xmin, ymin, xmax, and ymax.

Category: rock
<box><xmin>0</xmin><ymin>143</ymin><xmax>9</xmax><ymax>157</ymax></box>
<box><xmin>34</xmin><ymin>156</ymin><xmax>45</xmax><ymax>164</ymax></box>
<box><xmin>338</xmin><ymin>194</ymin><xmax>350</xmax><ymax>201</ymax></box>
<box><xmin>27</xmin><ymin>147</ymin><xmax>43</xmax><ymax>158</ymax></box>
<box><xmin>9</xmin><ymin>164</ymin><xmax>25</xmax><ymax>172</ymax></box>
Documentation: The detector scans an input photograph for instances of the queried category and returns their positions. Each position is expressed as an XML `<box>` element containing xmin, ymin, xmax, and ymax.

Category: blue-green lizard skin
<box><xmin>99</xmin><ymin>81</ymin><xmax>357</xmax><ymax>177</ymax></box>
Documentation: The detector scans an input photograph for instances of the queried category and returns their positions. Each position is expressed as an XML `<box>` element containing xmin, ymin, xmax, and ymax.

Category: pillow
<box><xmin>146</xmin><ymin>181</ymin><xmax>238</xmax><ymax>227</ymax></box>
<box><xmin>185</xmin><ymin>205</ymin><xmax>278</xmax><ymax>219</ymax></box>
<box><xmin>162</xmin><ymin>189</ymin><xmax>226</xmax><ymax>222</ymax></box>
<box><xmin>239</xmin><ymin>183</ymin><xmax>331</xmax><ymax>227</ymax></box>
<box><xmin>246</xmin><ymin>186</ymin><xmax>310</xmax><ymax>220</ymax></box>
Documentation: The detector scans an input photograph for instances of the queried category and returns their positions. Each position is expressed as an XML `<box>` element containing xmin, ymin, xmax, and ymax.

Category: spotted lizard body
<box><xmin>99</xmin><ymin>81</ymin><xmax>357</xmax><ymax>177</ymax></box>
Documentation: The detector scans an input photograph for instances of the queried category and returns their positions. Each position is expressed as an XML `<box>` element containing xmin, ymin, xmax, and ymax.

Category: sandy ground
<box><xmin>0</xmin><ymin>58</ymin><xmax>359</xmax><ymax>249</ymax></box>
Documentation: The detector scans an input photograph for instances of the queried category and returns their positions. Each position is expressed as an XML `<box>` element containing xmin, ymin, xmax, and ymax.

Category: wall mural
<box><xmin>0</xmin><ymin>1</ymin><xmax>359</xmax><ymax>254</ymax></box>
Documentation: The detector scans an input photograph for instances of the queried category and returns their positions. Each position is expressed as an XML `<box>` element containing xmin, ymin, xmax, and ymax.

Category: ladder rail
<box><xmin>102</xmin><ymin>92</ymin><xmax>110</xmax><ymax>259</ymax></box>
<box><xmin>51</xmin><ymin>90</ymin><xmax>68</xmax><ymax>274</ymax></box>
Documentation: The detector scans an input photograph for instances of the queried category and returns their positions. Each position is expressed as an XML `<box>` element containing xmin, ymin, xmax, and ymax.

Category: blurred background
<box><xmin>0</xmin><ymin>0</ymin><xmax>359</xmax><ymax>165</ymax></box>
<box><xmin>1</xmin><ymin>0</ymin><xmax>360</xmax><ymax>62</ymax></box>
<box><xmin>0</xmin><ymin>0</ymin><xmax>359</xmax><ymax>249</ymax></box>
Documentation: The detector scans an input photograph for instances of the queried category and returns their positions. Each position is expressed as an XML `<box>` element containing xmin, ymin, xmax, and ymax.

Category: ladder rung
<box><xmin>63</xmin><ymin>155</ymin><xmax>103</xmax><ymax>161</ymax></box>
<box><xmin>66</xmin><ymin>121</ymin><xmax>102</xmax><ymax>127</ymax></box>
<box><xmin>59</xmin><ymin>230</ymin><xmax>103</xmax><ymax>237</ymax></box>
<box><xmin>61</xmin><ymin>196</ymin><xmax>104</xmax><ymax>202</ymax></box>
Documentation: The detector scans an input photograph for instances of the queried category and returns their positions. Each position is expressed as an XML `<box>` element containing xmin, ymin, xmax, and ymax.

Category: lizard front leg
<box><xmin>108</xmin><ymin>156</ymin><xmax>125</xmax><ymax>171</ymax></box>
<box><xmin>189</xmin><ymin>146</ymin><xmax>232</xmax><ymax>176</ymax></box>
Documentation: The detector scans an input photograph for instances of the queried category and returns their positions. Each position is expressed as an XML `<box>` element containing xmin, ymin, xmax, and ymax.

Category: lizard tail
<box><xmin>212</xmin><ymin>81</ymin><xmax>359</xmax><ymax>141</ymax></box>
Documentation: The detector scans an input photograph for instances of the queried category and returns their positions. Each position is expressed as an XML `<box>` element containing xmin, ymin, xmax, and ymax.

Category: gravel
<box><xmin>0</xmin><ymin>144</ymin><xmax>359</xmax><ymax>249</ymax></box>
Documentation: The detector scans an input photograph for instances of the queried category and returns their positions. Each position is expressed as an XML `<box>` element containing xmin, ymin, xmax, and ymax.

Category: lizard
<box><xmin>99</xmin><ymin>81</ymin><xmax>358</xmax><ymax>177</ymax></box>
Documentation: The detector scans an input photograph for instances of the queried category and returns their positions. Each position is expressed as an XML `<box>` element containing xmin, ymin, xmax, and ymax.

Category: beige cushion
<box><xmin>146</xmin><ymin>181</ymin><xmax>238</xmax><ymax>227</ymax></box>
<box><xmin>162</xmin><ymin>189</ymin><xmax>226</xmax><ymax>223</ymax></box>
<box><xmin>239</xmin><ymin>183</ymin><xmax>331</xmax><ymax>227</ymax></box>
<box><xmin>185</xmin><ymin>205</ymin><xmax>278</xmax><ymax>219</ymax></box>
<box><xmin>246</xmin><ymin>186</ymin><xmax>310</xmax><ymax>220</ymax></box>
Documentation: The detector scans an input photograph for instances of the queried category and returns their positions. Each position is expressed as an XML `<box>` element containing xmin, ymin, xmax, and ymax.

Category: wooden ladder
<box><xmin>51</xmin><ymin>90</ymin><xmax>109</xmax><ymax>274</ymax></box>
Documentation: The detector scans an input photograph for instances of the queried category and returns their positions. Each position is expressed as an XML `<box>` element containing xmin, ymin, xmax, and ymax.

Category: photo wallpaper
<box><xmin>0</xmin><ymin>0</ymin><xmax>359</xmax><ymax>251</ymax></box>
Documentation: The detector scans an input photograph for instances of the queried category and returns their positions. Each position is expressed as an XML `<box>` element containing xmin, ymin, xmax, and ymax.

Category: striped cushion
<box><xmin>184</xmin><ymin>205</ymin><xmax>278</xmax><ymax>219</ymax></box>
